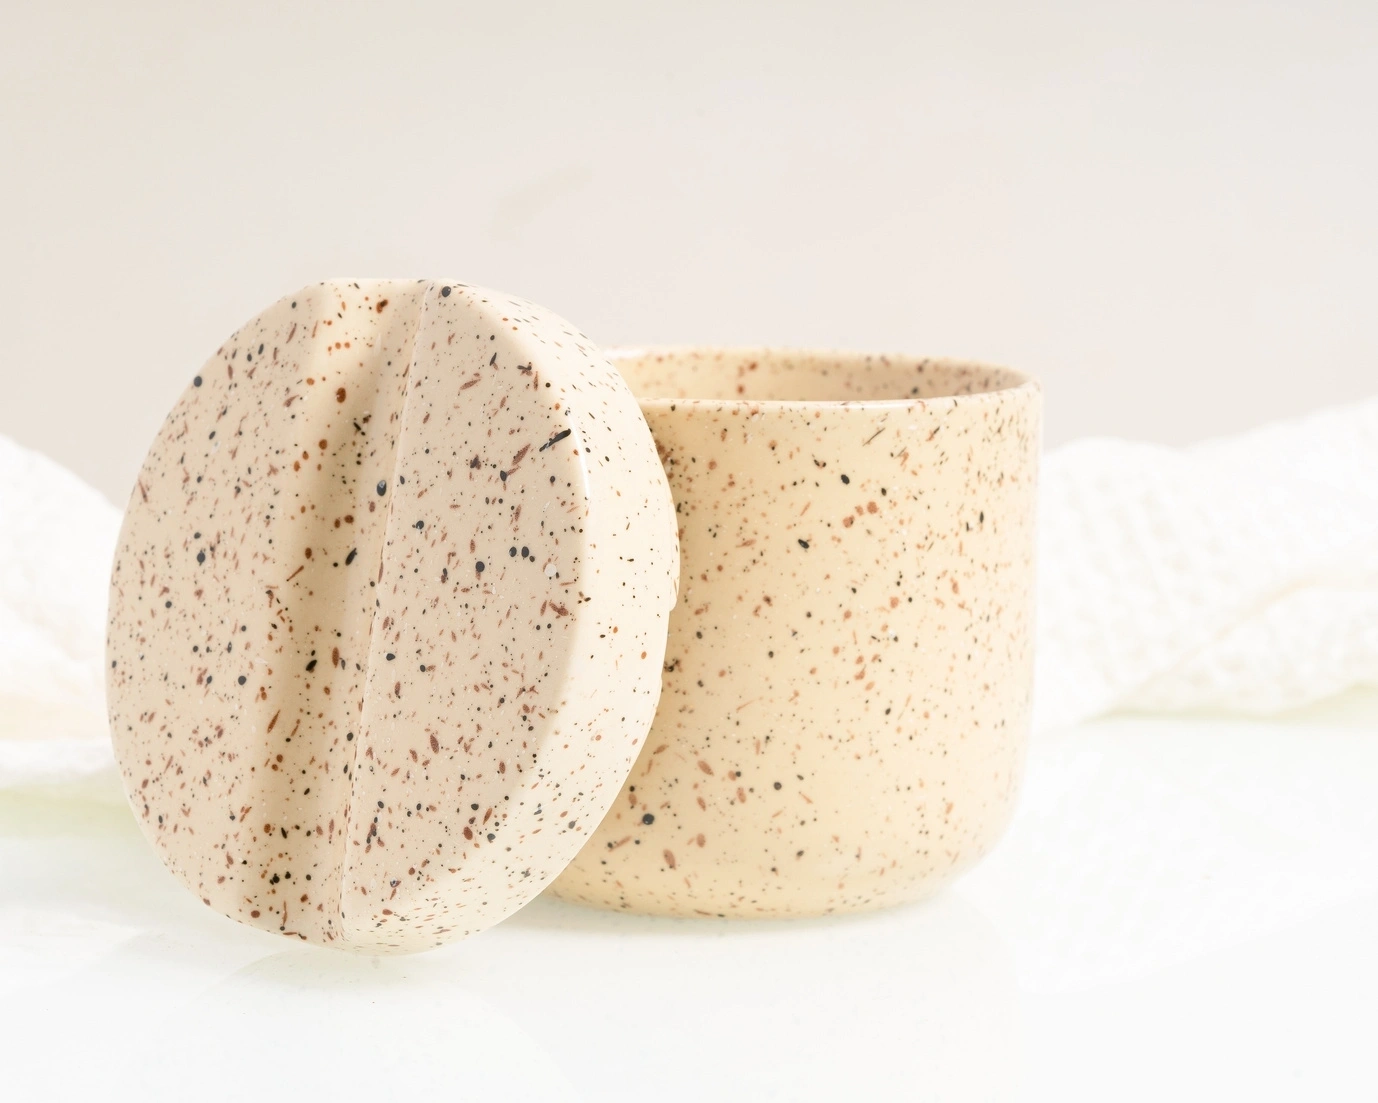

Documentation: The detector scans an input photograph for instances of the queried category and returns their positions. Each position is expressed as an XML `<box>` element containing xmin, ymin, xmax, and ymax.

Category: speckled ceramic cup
<box><xmin>551</xmin><ymin>349</ymin><xmax>1040</xmax><ymax>917</ymax></box>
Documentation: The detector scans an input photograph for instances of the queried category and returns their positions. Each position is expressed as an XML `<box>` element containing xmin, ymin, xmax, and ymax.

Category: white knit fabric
<box><xmin>2</xmin><ymin>396</ymin><xmax>1376</xmax><ymax>788</ymax></box>
<box><xmin>0</xmin><ymin>434</ymin><xmax>121</xmax><ymax>787</ymax></box>
<box><xmin>1035</xmin><ymin>396</ymin><xmax>1378</xmax><ymax>730</ymax></box>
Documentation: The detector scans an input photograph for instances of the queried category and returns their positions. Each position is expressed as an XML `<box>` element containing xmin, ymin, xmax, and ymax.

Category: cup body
<box><xmin>551</xmin><ymin>349</ymin><xmax>1040</xmax><ymax>917</ymax></box>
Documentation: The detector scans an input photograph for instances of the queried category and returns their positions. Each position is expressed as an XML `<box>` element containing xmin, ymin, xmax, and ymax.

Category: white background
<box><xmin>5</xmin><ymin>699</ymin><xmax>1377</xmax><ymax>1101</ymax></box>
<box><xmin>3</xmin><ymin>0</ymin><xmax>1376</xmax><ymax>505</ymax></box>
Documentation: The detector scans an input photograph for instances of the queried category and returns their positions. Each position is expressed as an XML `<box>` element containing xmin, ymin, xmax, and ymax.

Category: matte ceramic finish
<box><xmin>106</xmin><ymin>280</ymin><xmax>678</xmax><ymax>952</ymax></box>
<box><xmin>552</xmin><ymin>349</ymin><xmax>1040</xmax><ymax>917</ymax></box>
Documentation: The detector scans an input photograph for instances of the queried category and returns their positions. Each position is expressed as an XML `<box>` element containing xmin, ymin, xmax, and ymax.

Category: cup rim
<box><xmin>604</xmin><ymin>346</ymin><xmax>1039</xmax><ymax>411</ymax></box>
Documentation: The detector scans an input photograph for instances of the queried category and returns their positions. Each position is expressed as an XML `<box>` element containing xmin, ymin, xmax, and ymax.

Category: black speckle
<box><xmin>840</xmin><ymin>474</ymin><xmax>850</xmax><ymax>484</ymax></box>
<box><xmin>509</xmin><ymin>547</ymin><xmax>517</xmax><ymax>557</ymax></box>
<box><xmin>797</xmin><ymin>539</ymin><xmax>810</xmax><ymax>550</ymax></box>
<box><xmin>773</xmin><ymin>781</ymin><xmax>783</xmax><ymax>790</ymax></box>
<box><xmin>414</xmin><ymin>520</ymin><xmax>425</xmax><ymax>530</ymax></box>
<box><xmin>237</xmin><ymin>675</ymin><xmax>247</xmax><ymax>685</ymax></box>
<box><xmin>196</xmin><ymin>550</ymin><xmax>206</xmax><ymax>564</ymax></box>
<box><xmin>193</xmin><ymin>375</ymin><xmax>202</xmax><ymax>387</ymax></box>
<box><xmin>346</xmin><ymin>731</ymin><xmax>354</xmax><ymax>741</ymax></box>
<box><xmin>386</xmin><ymin>652</ymin><xmax>395</xmax><ymax>661</ymax></box>
<box><xmin>539</xmin><ymin>429</ymin><xmax>573</xmax><ymax>452</ymax></box>
<box><xmin>500</xmin><ymin>470</ymin><xmax>507</xmax><ymax>482</ymax></box>
<box><xmin>475</xmin><ymin>561</ymin><xmax>485</xmax><ymax>573</ymax></box>
<box><xmin>305</xmin><ymin>659</ymin><xmax>317</xmax><ymax>672</ymax></box>
<box><xmin>440</xmin><ymin>285</ymin><xmax>452</xmax><ymax>297</ymax></box>
<box><xmin>345</xmin><ymin>548</ymin><xmax>358</xmax><ymax>565</ymax></box>
<box><xmin>376</xmin><ymin>480</ymin><xmax>387</xmax><ymax>496</ymax></box>
<box><xmin>641</xmin><ymin>813</ymin><xmax>655</xmax><ymax>825</ymax></box>
<box><xmin>521</xmin><ymin>546</ymin><xmax>529</xmax><ymax>558</ymax></box>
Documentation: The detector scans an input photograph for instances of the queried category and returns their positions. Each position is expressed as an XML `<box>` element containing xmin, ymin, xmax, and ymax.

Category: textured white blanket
<box><xmin>3</xmin><ymin>396</ymin><xmax>1376</xmax><ymax>788</ymax></box>
<box><xmin>1036</xmin><ymin>396</ymin><xmax>1378</xmax><ymax>728</ymax></box>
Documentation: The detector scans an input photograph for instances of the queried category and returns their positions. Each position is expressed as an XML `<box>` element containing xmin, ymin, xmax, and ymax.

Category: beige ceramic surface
<box><xmin>552</xmin><ymin>349</ymin><xmax>1040</xmax><ymax>917</ymax></box>
<box><xmin>105</xmin><ymin>280</ymin><xmax>678</xmax><ymax>953</ymax></box>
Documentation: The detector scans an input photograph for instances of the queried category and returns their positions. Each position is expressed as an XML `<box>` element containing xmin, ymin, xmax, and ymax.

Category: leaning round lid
<box><xmin>106</xmin><ymin>279</ymin><xmax>678</xmax><ymax>952</ymax></box>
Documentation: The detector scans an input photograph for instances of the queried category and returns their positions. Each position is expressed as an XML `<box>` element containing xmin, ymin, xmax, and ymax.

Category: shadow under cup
<box><xmin>550</xmin><ymin>349</ymin><xmax>1041</xmax><ymax>917</ymax></box>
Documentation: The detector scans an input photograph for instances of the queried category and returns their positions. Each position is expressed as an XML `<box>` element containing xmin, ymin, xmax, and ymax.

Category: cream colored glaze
<box><xmin>552</xmin><ymin>349</ymin><xmax>1040</xmax><ymax>917</ymax></box>
<box><xmin>105</xmin><ymin>280</ymin><xmax>678</xmax><ymax>952</ymax></box>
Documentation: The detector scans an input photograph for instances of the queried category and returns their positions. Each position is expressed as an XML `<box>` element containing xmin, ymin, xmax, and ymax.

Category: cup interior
<box><xmin>608</xmin><ymin>347</ymin><xmax>1032</xmax><ymax>405</ymax></box>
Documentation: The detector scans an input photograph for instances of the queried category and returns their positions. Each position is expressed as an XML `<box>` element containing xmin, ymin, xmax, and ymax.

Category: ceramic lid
<box><xmin>106</xmin><ymin>279</ymin><xmax>678</xmax><ymax>952</ymax></box>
